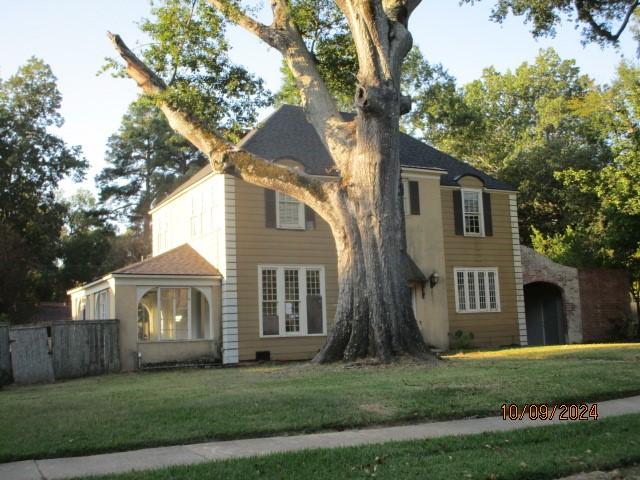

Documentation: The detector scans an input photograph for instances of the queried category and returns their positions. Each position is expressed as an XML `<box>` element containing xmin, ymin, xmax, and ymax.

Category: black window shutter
<box><xmin>483</xmin><ymin>192</ymin><xmax>493</xmax><ymax>236</ymax></box>
<box><xmin>305</xmin><ymin>205</ymin><xmax>315</xmax><ymax>230</ymax></box>
<box><xmin>408</xmin><ymin>181</ymin><xmax>420</xmax><ymax>215</ymax></box>
<box><xmin>264</xmin><ymin>189</ymin><xmax>276</xmax><ymax>228</ymax></box>
<box><xmin>453</xmin><ymin>190</ymin><xmax>464</xmax><ymax>235</ymax></box>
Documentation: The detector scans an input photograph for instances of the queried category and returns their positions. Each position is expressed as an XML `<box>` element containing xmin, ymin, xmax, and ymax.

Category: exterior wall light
<box><xmin>429</xmin><ymin>272</ymin><xmax>440</xmax><ymax>288</ymax></box>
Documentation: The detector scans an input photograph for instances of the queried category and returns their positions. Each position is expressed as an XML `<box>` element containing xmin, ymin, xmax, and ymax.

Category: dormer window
<box><xmin>462</xmin><ymin>189</ymin><xmax>483</xmax><ymax>236</ymax></box>
<box><xmin>276</xmin><ymin>191</ymin><xmax>305</xmax><ymax>230</ymax></box>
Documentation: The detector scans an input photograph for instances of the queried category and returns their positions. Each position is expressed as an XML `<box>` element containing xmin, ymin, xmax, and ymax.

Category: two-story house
<box><xmin>68</xmin><ymin>105</ymin><xmax>527</xmax><ymax>371</ymax></box>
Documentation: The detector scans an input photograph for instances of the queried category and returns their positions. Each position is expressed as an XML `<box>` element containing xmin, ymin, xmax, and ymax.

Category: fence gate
<box><xmin>9</xmin><ymin>325</ymin><xmax>55</xmax><ymax>384</ymax></box>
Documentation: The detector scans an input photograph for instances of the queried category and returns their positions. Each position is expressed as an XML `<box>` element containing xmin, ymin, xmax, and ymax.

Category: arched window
<box><xmin>137</xmin><ymin>287</ymin><xmax>212</xmax><ymax>341</ymax></box>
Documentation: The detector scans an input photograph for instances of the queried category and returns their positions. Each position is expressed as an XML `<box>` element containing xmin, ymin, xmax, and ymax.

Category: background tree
<box><xmin>57</xmin><ymin>190</ymin><xmax>117</xmax><ymax>296</ymax></box>
<box><xmin>542</xmin><ymin>62</ymin><xmax>640</xmax><ymax>329</ymax></box>
<box><xmin>58</xmin><ymin>190</ymin><xmax>150</xmax><ymax>296</ymax></box>
<box><xmin>409</xmin><ymin>49</ymin><xmax>610</xmax><ymax>242</ymax></box>
<box><xmin>97</xmin><ymin>97</ymin><xmax>208</xmax><ymax>250</ymax></box>
<box><xmin>0</xmin><ymin>58</ymin><xmax>87</xmax><ymax>321</ymax></box>
<box><xmin>462</xmin><ymin>0</ymin><xmax>639</xmax><ymax>46</ymax></box>
<box><xmin>110</xmin><ymin>0</ymin><xmax>434</xmax><ymax>363</ymax></box>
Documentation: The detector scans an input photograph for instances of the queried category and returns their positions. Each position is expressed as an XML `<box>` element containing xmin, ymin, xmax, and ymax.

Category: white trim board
<box><xmin>222</xmin><ymin>174</ymin><xmax>240</xmax><ymax>364</ymax></box>
<box><xmin>509</xmin><ymin>193</ymin><xmax>528</xmax><ymax>346</ymax></box>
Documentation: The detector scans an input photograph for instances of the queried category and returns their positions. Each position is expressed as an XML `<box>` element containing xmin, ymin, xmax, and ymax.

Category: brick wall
<box><xmin>578</xmin><ymin>269</ymin><xmax>631</xmax><ymax>342</ymax></box>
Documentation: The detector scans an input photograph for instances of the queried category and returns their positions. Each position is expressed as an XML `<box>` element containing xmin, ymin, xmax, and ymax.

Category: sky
<box><xmin>1</xmin><ymin>1</ymin><xmax>637</xmax><ymax>198</ymax></box>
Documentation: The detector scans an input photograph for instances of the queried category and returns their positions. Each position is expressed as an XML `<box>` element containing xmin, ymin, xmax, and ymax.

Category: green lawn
<box><xmin>0</xmin><ymin>343</ymin><xmax>639</xmax><ymax>463</ymax></box>
<box><xmin>77</xmin><ymin>414</ymin><xmax>640</xmax><ymax>480</ymax></box>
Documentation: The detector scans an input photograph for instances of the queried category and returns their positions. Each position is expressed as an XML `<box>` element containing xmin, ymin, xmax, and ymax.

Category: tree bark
<box><xmin>314</xmin><ymin>83</ymin><xmax>429</xmax><ymax>363</ymax></box>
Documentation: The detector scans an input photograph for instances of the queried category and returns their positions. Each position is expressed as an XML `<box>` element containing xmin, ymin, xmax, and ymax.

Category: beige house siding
<box><xmin>234</xmin><ymin>179</ymin><xmax>339</xmax><ymax>361</ymax></box>
<box><xmin>403</xmin><ymin>172</ymin><xmax>449</xmax><ymax>349</ymax></box>
<box><xmin>441</xmin><ymin>177</ymin><xmax>520</xmax><ymax>347</ymax></box>
<box><xmin>113</xmin><ymin>283</ymin><xmax>138</xmax><ymax>371</ymax></box>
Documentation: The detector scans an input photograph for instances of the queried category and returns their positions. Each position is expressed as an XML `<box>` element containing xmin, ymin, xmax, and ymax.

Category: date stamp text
<box><xmin>501</xmin><ymin>403</ymin><xmax>599</xmax><ymax>421</ymax></box>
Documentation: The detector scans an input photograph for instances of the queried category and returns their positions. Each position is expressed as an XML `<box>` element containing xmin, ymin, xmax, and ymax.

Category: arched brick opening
<box><xmin>524</xmin><ymin>282</ymin><xmax>565</xmax><ymax>346</ymax></box>
<box><xmin>520</xmin><ymin>246</ymin><xmax>583</xmax><ymax>343</ymax></box>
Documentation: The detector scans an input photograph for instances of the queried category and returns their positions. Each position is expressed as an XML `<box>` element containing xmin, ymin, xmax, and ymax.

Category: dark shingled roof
<box><xmin>239</xmin><ymin>105</ymin><xmax>515</xmax><ymax>190</ymax></box>
<box><xmin>158</xmin><ymin>105</ymin><xmax>514</xmax><ymax>207</ymax></box>
<box><xmin>113</xmin><ymin>244</ymin><xmax>221</xmax><ymax>277</ymax></box>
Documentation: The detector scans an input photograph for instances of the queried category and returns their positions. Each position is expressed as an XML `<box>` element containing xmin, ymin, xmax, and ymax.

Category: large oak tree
<box><xmin>109</xmin><ymin>0</ymin><xmax>432</xmax><ymax>362</ymax></box>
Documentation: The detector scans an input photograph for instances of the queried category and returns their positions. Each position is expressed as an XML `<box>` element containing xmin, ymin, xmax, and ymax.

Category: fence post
<box><xmin>0</xmin><ymin>323</ymin><xmax>10</xmax><ymax>385</ymax></box>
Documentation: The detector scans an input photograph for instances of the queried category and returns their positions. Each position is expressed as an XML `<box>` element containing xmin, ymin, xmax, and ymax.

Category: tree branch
<box><xmin>206</xmin><ymin>0</ymin><xmax>354</xmax><ymax>167</ymax></box>
<box><xmin>206</xmin><ymin>0</ymin><xmax>285</xmax><ymax>48</ymax></box>
<box><xmin>575</xmin><ymin>0</ymin><xmax>638</xmax><ymax>42</ymax></box>
<box><xmin>107</xmin><ymin>32</ymin><xmax>332</xmax><ymax>213</ymax></box>
<box><xmin>339</xmin><ymin>0</ymin><xmax>418</xmax><ymax>113</ymax></box>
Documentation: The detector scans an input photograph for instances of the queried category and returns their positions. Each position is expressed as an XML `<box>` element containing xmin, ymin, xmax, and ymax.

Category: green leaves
<box><xmin>139</xmin><ymin>0</ymin><xmax>271</xmax><ymax>139</ymax></box>
<box><xmin>0</xmin><ymin>58</ymin><xmax>87</xmax><ymax>319</ymax></box>
<box><xmin>462</xmin><ymin>0</ymin><xmax>639</xmax><ymax>46</ymax></box>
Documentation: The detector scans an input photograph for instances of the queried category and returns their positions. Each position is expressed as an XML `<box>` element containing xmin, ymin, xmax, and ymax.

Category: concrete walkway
<box><xmin>4</xmin><ymin>395</ymin><xmax>640</xmax><ymax>480</ymax></box>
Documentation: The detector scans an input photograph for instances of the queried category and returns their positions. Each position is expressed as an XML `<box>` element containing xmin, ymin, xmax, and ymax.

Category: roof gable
<box><xmin>157</xmin><ymin>105</ymin><xmax>515</xmax><ymax>207</ymax></box>
<box><xmin>241</xmin><ymin>105</ymin><xmax>514</xmax><ymax>190</ymax></box>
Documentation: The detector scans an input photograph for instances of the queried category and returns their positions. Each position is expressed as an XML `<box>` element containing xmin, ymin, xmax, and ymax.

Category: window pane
<box><xmin>467</xmin><ymin>272</ymin><xmax>476</xmax><ymax>310</ymax></box>
<box><xmin>160</xmin><ymin>288</ymin><xmax>189</xmax><ymax>340</ymax></box>
<box><xmin>278</xmin><ymin>193</ymin><xmax>302</xmax><ymax>228</ymax></box>
<box><xmin>478</xmin><ymin>272</ymin><xmax>487</xmax><ymax>310</ymax></box>
<box><xmin>306</xmin><ymin>269</ymin><xmax>323</xmax><ymax>334</ymax></box>
<box><xmin>191</xmin><ymin>289</ymin><xmax>206</xmax><ymax>339</ymax></box>
<box><xmin>285</xmin><ymin>269</ymin><xmax>300</xmax><ymax>332</ymax></box>
<box><xmin>138</xmin><ymin>288</ymin><xmax>157</xmax><ymax>341</ymax></box>
<box><xmin>456</xmin><ymin>271</ymin><xmax>466</xmax><ymax>311</ymax></box>
<box><xmin>463</xmin><ymin>191</ymin><xmax>481</xmax><ymax>234</ymax></box>
<box><xmin>488</xmin><ymin>272</ymin><xmax>497</xmax><ymax>309</ymax></box>
<box><xmin>262</xmin><ymin>269</ymin><xmax>279</xmax><ymax>335</ymax></box>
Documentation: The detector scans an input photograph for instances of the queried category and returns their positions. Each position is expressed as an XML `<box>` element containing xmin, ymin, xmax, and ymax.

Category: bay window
<box><xmin>137</xmin><ymin>287</ymin><xmax>212</xmax><ymax>341</ymax></box>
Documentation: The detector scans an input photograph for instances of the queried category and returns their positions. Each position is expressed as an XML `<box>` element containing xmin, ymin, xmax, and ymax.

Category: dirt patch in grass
<box><xmin>358</xmin><ymin>403</ymin><xmax>396</xmax><ymax>417</ymax></box>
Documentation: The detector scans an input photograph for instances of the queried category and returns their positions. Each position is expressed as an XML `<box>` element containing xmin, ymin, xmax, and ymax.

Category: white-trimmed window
<box><xmin>462</xmin><ymin>189</ymin><xmax>484</xmax><ymax>236</ymax></box>
<box><xmin>259</xmin><ymin>265</ymin><xmax>326</xmax><ymax>336</ymax></box>
<box><xmin>276</xmin><ymin>191</ymin><xmax>305</xmax><ymax>230</ymax></box>
<box><xmin>454</xmin><ymin>268</ymin><xmax>500</xmax><ymax>313</ymax></box>
<box><xmin>94</xmin><ymin>290</ymin><xmax>109</xmax><ymax>319</ymax></box>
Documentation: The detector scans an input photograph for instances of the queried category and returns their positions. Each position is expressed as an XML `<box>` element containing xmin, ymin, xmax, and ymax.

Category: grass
<box><xmin>0</xmin><ymin>343</ymin><xmax>639</xmax><ymax>463</ymax></box>
<box><xmin>79</xmin><ymin>414</ymin><xmax>640</xmax><ymax>480</ymax></box>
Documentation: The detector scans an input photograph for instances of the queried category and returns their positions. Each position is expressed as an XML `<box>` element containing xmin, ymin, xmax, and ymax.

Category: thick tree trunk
<box><xmin>314</xmin><ymin>88</ymin><xmax>430</xmax><ymax>363</ymax></box>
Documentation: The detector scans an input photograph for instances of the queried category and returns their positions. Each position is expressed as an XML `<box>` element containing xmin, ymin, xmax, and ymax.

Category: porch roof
<box><xmin>113</xmin><ymin>244</ymin><xmax>222</xmax><ymax>277</ymax></box>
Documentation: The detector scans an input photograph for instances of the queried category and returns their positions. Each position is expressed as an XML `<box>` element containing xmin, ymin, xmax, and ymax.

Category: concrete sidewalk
<box><xmin>3</xmin><ymin>395</ymin><xmax>640</xmax><ymax>480</ymax></box>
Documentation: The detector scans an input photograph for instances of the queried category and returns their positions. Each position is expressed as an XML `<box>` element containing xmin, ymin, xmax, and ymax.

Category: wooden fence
<box><xmin>3</xmin><ymin>319</ymin><xmax>120</xmax><ymax>385</ymax></box>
